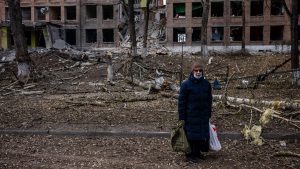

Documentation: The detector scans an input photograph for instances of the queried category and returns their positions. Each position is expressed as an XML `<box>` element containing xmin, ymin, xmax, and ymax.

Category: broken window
<box><xmin>173</xmin><ymin>27</ymin><xmax>186</xmax><ymax>42</ymax></box>
<box><xmin>192</xmin><ymin>2</ymin><xmax>203</xmax><ymax>17</ymax></box>
<box><xmin>86</xmin><ymin>29</ymin><xmax>97</xmax><ymax>43</ymax></box>
<box><xmin>65</xmin><ymin>29</ymin><xmax>76</xmax><ymax>45</ymax></box>
<box><xmin>211</xmin><ymin>1</ymin><xmax>224</xmax><ymax>17</ymax></box>
<box><xmin>192</xmin><ymin>27</ymin><xmax>201</xmax><ymax>42</ymax></box>
<box><xmin>230</xmin><ymin>26</ymin><xmax>242</xmax><ymax>41</ymax></box>
<box><xmin>250</xmin><ymin>0</ymin><xmax>263</xmax><ymax>16</ymax></box>
<box><xmin>173</xmin><ymin>3</ymin><xmax>185</xmax><ymax>18</ymax></box>
<box><xmin>86</xmin><ymin>5</ymin><xmax>97</xmax><ymax>19</ymax></box>
<box><xmin>211</xmin><ymin>27</ymin><xmax>224</xmax><ymax>41</ymax></box>
<box><xmin>271</xmin><ymin>0</ymin><xmax>284</xmax><ymax>15</ymax></box>
<box><xmin>270</xmin><ymin>25</ymin><xmax>283</xmax><ymax>41</ymax></box>
<box><xmin>103</xmin><ymin>5</ymin><xmax>113</xmax><ymax>20</ymax></box>
<box><xmin>250</xmin><ymin>26</ymin><xmax>263</xmax><ymax>41</ymax></box>
<box><xmin>49</xmin><ymin>6</ymin><xmax>61</xmax><ymax>20</ymax></box>
<box><xmin>5</xmin><ymin>7</ymin><xmax>9</xmax><ymax>20</ymax></box>
<box><xmin>35</xmin><ymin>30</ymin><xmax>46</xmax><ymax>47</ymax></box>
<box><xmin>231</xmin><ymin>1</ymin><xmax>242</xmax><ymax>16</ymax></box>
<box><xmin>21</xmin><ymin>7</ymin><xmax>31</xmax><ymax>20</ymax></box>
<box><xmin>103</xmin><ymin>29</ymin><xmax>114</xmax><ymax>43</ymax></box>
<box><xmin>24</xmin><ymin>30</ymin><xmax>31</xmax><ymax>46</ymax></box>
<box><xmin>298</xmin><ymin>26</ymin><xmax>300</xmax><ymax>40</ymax></box>
<box><xmin>36</xmin><ymin>7</ymin><xmax>47</xmax><ymax>20</ymax></box>
<box><xmin>65</xmin><ymin>6</ymin><xmax>76</xmax><ymax>20</ymax></box>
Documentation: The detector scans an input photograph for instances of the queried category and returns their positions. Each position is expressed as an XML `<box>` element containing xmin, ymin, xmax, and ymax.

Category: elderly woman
<box><xmin>178</xmin><ymin>62</ymin><xmax>212</xmax><ymax>162</ymax></box>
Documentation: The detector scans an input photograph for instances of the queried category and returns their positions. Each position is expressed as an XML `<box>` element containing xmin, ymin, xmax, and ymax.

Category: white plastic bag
<box><xmin>209</xmin><ymin>123</ymin><xmax>222</xmax><ymax>151</ymax></box>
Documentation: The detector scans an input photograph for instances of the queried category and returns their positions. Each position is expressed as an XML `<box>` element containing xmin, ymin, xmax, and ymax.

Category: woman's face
<box><xmin>193</xmin><ymin>67</ymin><xmax>203</xmax><ymax>76</ymax></box>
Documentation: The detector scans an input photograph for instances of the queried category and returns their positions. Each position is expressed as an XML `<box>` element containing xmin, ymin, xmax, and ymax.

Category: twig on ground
<box><xmin>0</xmin><ymin>81</ymin><xmax>19</xmax><ymax>92</ymax></box>
<box><xmin>61</xmin><ymin>68</ymin><xmax>91</xmax><ymax>81</ymax></box>
<box><xmin>273</xmin><ymin>151</ymin><xmax>300</xmax><ymax>158</ymax></box>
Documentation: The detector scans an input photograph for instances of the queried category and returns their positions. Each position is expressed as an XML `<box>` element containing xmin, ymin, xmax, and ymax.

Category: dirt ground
<box><xmin>0</xmin><ymin>50</ymin><xmax>299</xmax><ymax>168</ymax></box>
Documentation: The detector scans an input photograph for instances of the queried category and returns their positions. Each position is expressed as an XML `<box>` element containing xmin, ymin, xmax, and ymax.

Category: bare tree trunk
<box><xmin>290</xmin><ymin>0</ymin><xmax>300</xmax><ymax>85</ymax></box>
<box><xmin>241</xmin><ymin>0</ymin><xmax>246</xmax><ymax>53</ymax></box>
<box><xmin>282</xmin><ymin>0</ymin><xmax>300</xmax><ymax>85</ymax></box>
<box><xmin>142</xmin><ymin>0</ymin><xmax>150</xmax><ymax>59</ymax></box>
<box><xmin>201</xmin><ymin>0</ymin><xmax>210</xmax><ymax>57</ymax></box>
<box><xmin>7</xmin><ymin>0</ymin><xmax>31</xmax><ymax>84</ymax></box>
<box><xmin>128</xmin><ymin>0</ymin><xmax>137</xmax><ymax>57</ymax></box>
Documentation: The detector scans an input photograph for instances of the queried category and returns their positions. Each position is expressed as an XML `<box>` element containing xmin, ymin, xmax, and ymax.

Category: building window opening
<box><xmin>173</xmin><ymin>3</ymin><xmax>185</xmax><ymax>18</ymax></box>
<box><xmin>211</xmin><ymin>1</ymin><xmax>224</xmax><ymax>17</ymax></box>
<box><xmin>21</xmin><ymin>7</ymin><xmax>31</xmax><ymax>20</ymax></box>
<box><xmin>103</xmin><ymin>5</ymin><xmax>114</xmax><ymax>20</ymax></box>
<box><xmin>35</xmin><ymin>30</ymin><xmax>46</xmax><ymax>47</ymax></box>
<box><xmin>298</xmin><ymin>26</ymin><xmax>300</xmax><ymax>39</ymax></box>
<box><xmin>86</xmin><ymin>5</ymin><xmax>97</xmax><ymax>19</ymax></box>
<box><xmin>36</xmin><ymin>7</ymin><xmax>47</xmax><ymax>20</ymax></box>
<box><xmin>230</xmin><ymin>26</ymin><xmax>242</xmax><ymax>41</ymax></box>
<box><xmin>50</xmin><ymin>6</ymin><xmax>61</xmax><ymax>20</ymax></box>
<box><xmin>24</xmin><ymin>31</ymin><xmax>31</xmax><ymax>46</ymax></box>
<box><xmin>65</xmin><ymin>29</ymin><xmax>76</xmax><ymax>45</ymax></box>
<box><xmin>103</xmin><ymin>29</ymin><xmax>114</xmax><ymax>43</ymax></box>
<box><xmin>250</xmin><ymin>26</ymin><xmax>263</xmax><ymax>41</ymax></box>
<box><xmin>65</xmin><ymin>6</ymin><xmax>76</xmax><ymax>20</ymax></box>
<box><xmin>271</xmin><ymin>0</ymin><xmax>284</xmax><ymax>15</ymax></box>
<box><xmin>86</xmin><ymin>29</ymin><xmax>97</xmax><ymax>43</ymax></box>
<box><xmin>192</xmin><ymin>3</ymin><xmax>203</xmax><ymax>17</ymax></box>
<box><xmin>270</xmin><ymin>26</ymin><xmax>283</xmax><ymax>41</ymax></box>
<box><xmin>231</xmin><ymin>1</ymin><xmax>242</xmax><ymax>16</ymax></box>
<box><xmin>192</xmin><ymin>27</ymin><xmax>201</xmax><ymax>42</ymax></box>
<box><xmin>173</xmin><ymin>27</ymin><xmax>186</xmax><ymax>42</ymax></box>
<box><xmin>211</xmin><ymin>27</ymin><xmax>224</xmax><ymax>41</ymax></box>
<box><xmin>250</xmin><ymin>0</ymin><xmax>263</xmax><ymax>16</ymax></box>
<box><xmin>5</xmin><ymin>7</ymin><xmax>9</xmax><ymax>20</ymax></box>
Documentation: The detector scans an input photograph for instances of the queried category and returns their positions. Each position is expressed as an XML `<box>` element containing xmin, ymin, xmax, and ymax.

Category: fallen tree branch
<box><xmin>272</xmin><ymin>114</ymin><xmax>300</xmax><ymax>129</ymax></box>
<box><xmin>0</xmin><ymin>81</ymin><xmax>18</xmax><ymax>92</ymax></box>
<box><xmin>225</xmin><ymin>102</ymin><xmax>300</xmax><ymax>129</ymax></box>
<box><xmin>65</xmin><ymin>101</ymin><xmax>107</xmax><ymax>107</ymax></box>
<box><xmin>256</xmin><ymin>58</ymin><xmax>291</xmax><ymax>82</ymax></box>
<box><xmin>61</xmin><ymin>68</ymin><xmax>91</xmax><ymax>81</ymax></box>
<box><xmin>161</xmin><ymin>93</ymin><xmax>300</xmax><ymax>109</ymax></box>
<box><xmin>273</xmin><ymin>151</ymin><xmax>300</xmax><ymax>158</ymax></box>
<box><xmin>213</xmin><ymin>95</ymin><xmax>300</xmax><ymax>110</ymax></box>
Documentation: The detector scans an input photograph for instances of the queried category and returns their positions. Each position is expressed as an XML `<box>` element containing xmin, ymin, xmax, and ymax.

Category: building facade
<box><xmin>166</xmin><ymin>0</ymin><xmax>299</xmax><ymax>51</ymax></box>
<box><xmin>0</xmin><ymin>0</ymin><xmax>299</xmax><ymax>51</ymax></box>
<box><xmin>0</xmin><ymin>0</ymin><xmax>124</xmax><ymax>49</ymax></box>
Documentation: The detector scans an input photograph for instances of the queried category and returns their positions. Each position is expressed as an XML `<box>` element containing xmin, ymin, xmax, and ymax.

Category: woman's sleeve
<box><xmin>208</xmin><ymin>82</ymin><xmax>213</xmax><ymax>118</ymax></box>
<box><xmin>178</xmin><ymin>83</ymin><xmax>188</xmax><ymax>120</ymax></box>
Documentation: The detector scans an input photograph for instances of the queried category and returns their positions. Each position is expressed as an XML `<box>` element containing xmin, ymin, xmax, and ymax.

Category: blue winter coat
<box><xmin>178</xmin><ymin>74</ymin><xmax>212</xmax><ymax>140</ymax></box>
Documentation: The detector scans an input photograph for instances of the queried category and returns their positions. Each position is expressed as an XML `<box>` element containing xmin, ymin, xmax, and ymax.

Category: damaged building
<box><xmin>0</xmin><ymin>0</ymin><xmax>298</xmax><ymax>52</ymax></box>
<box><xmin>0</xmin><ymin>0</ymin><xmax>165</xmax><ymax>50</ymax></box>
<box><xmin>0</xmin><ymin>0</ymin><xmax>123</xmax><ymax>49</ymax></box>
<box><xmin>166</xmin><ymin>0</ymin><xmax>297</xmax><ymax>52</ymax></box>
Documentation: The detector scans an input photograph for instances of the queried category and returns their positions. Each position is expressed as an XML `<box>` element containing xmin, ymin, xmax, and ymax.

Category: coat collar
<box><xmin>188</xmin><ymin>73</ymin><xmax>204</xmax><ymax>84</ymax></box>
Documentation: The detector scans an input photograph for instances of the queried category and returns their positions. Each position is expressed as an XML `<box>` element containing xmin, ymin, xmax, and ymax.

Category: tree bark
<box><xmin>282</xmin><ymin>0</ymin><xmax>300</xmax><ymax>85</ymax></box>
<box><xmin>7</xmin><ymin>0</ymin><xmax>31</xmax><ymax>84</ymax></box>
<box><xmin>201</xmin><ymin>0</ymin><xmax>210</xmax><ymax>57</ymax></box>
<box><xmin>142</xmin><ymin>0</ymin><xmax>150</xmax><ymax>59</ymax></box>
<box><xmin>128</xmin><ymin>0</ymin><xmax>137</xmax><ymax>57</ymax></box>
<box><xmin>241</xmin><ymin>0</ymin><xmax>246</xmax><ymax>53</ymax></box>
<box><xmin>290</xmin><ymin>0</ymin><xmax>299</xmax><ymax>69</ymax></box>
